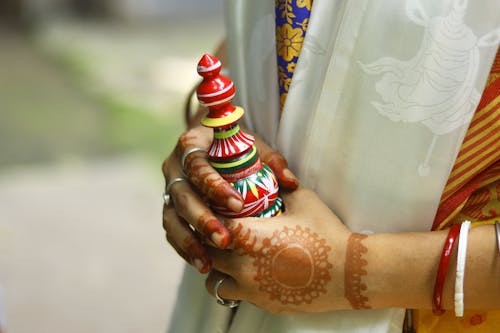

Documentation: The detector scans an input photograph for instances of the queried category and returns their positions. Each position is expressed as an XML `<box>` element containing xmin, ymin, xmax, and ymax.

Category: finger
<box><xmin>255</xmin><ymin>136</ymin><xmax>299</xmax><ymax>190</ymax></box>
<box><xmin>163</xmin><ymin>204</ymin><xmax>211</xmax><ymax>273</ymax></box>
<box><xmin>163</xmin><ymin>151</ymin><xmax>232</xmax><ymax>248</ymax></box>
<box><xmin>170</xmin><ymin>181</ymin><xmax>231</xmax><ymax>248</ymax></box>
<box><xmin>205</xmin><ymin>270</ymin><xmax>241</xmax><ymax>302</ymax></box>
<box><xmin>174</xmin><ymin>129</ymin><xmax>244</xmax><ymax>213</ymax></box>
<box><xmin>206</xmin><ymin>247</ymin><xmax>238</xmax><ymax>276</ymax></box>
<box><xmin>182</xmin><ymin>149</ymin><xmax>244</xmax><ymax>212</ymax></box>
<box><xmin>220</xmin><ymin>216</ymin><xmax>268</xmax><ymax>250</ymax></box>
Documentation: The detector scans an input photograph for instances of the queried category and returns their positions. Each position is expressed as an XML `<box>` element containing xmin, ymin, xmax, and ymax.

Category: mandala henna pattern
<box><xmin>231</xmin><ymin>224</ymin><xmax>332</xmax><ymax>305</ymax></box>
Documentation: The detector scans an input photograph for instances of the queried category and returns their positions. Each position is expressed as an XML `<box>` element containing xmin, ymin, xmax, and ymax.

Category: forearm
<box><xmin>362</xmin><ymin>225</ymin><xmax>500</xmax><ymax>310</ymax></box>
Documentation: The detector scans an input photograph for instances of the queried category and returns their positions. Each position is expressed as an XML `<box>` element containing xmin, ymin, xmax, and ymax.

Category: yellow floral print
<box><xmin>297</xmin><ymin>0</ymin><xmax>312</xmax><ymax>11</ymax></box>
<box><xmin>276</xmin><ymin>24</ymin><xmax>304</xmax><ymax>62</ymax></box>
<box><xmin>280</xmin><ymin>92</ymin><xmax>288</xmax><ymax>111</ymax></box>
<box><xmin>297</xmin><ymin>17</ymin><xmax>310</xmax><ymax>31</ymax></box>
<box><xmin>276</xmin><ymin>0</ymin><xmax>295</xmax><ymax>24</ymax></box>
<box><xmin>278</xmin><ymin>66</ymin><xmax>292</xmax><ymax>91</ymax></box>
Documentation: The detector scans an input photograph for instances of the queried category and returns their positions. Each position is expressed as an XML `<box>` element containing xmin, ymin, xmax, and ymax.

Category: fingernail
<box><xmin>211</xmin><ymin>231</ymin><xmax>230</xmax><ymax>249</ymax></box>
<box><xmin>194</xmin><ymin>258</ymin><xmax>205</xmax><ymax>272</ymax></box>
<box><xmin>211</xmin><ymin>231</ymin><xmax>223</xmax><ymax>246</ymax></box>
<box><xmin>227</xmin><ymin>197</ymin><xmax>243</xmax><ymax>213</ymax></box>
<box><xmin>283</xmin><ymin>168</ymin><xmax>298</xmax><ymax>181</ymax></box>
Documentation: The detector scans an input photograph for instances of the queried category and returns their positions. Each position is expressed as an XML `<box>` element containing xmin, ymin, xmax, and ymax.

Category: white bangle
<box><xmin>495</xmin><ymin>221</ymin><xmax>500</xmax><ymax>256</ymax></box>
<box><xmin>454</xmin><ymin>220</ymin><xmax>471</xmax><ymax>317</ymax></box>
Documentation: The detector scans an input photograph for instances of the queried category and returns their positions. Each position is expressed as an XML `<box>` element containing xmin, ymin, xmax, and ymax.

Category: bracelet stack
<box><xmin>433</xmin><ymin>221</ymin><xmax>474</xmax><ymax>317</ymax></box>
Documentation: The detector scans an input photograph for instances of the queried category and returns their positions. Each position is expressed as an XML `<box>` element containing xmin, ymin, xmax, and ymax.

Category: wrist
<box><xmin>361</xmin><ymin>231</ymin><xmax>447</xmax><ymax>309</ymax></box>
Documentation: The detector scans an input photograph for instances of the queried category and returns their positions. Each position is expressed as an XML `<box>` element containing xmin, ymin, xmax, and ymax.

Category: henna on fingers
<box><xmin>184</xmin><ymin>150</ymin><xmax>243</xmax><ymax>212</ymax></box>
<box><xmin>170</xmin><ymin>185</ymin><xmax>231</xmax><ymax>248</ymax></box>
<box><xmin>177</xmin><ymin>131</ymin><xmax>211</xmax><ymax>154</ymax></box>
<box><xmin>183</xmin><ymin>235</ymin><xmax>211</xmax><ymax>273</ymax></box>
<box><xmin>229</xmin><ymin>223</ymin><xmax>257</xmax><ymax>253</ymax></box>
<box><xmin>344</xmin><ymin>233</ymin><xmax>371</xmax><ymax>309</ymax></box>
<box><xmin>198</xmin><ymin>211</ymin><xmax>231</xmax><ymax>248</ymax></box>
<box><xmin>163</xmin><ymin>205</ymin><xmax>212</xmax><ymax>273</ymax></box>
<box><xmin>167</xmin><ymin>234</ymin><xmax>191</xmax><ymax>264</ymax></box>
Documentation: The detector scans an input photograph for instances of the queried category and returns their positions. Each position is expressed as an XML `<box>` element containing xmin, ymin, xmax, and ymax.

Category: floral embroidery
<box><xmin>275</xmin><ymin>0</ymin><xmax>313</xmax><ymax>112</ymax></box>
<box><xmin>297</xmin><ymin>0</ymin><xmax>312</xmax><ymax>11</ymax></box>
<box><xmin>297</xmin><ymin>17</ymin><xmax>310</xmax><ymax>31</ymax></box>
<box><xmin>276</xmin><ymin>24</ymin><xmax>304</xmax><ymax>62</ymax></box>
<box><xmin>278</xmin><ymin>66</ymin><xmax>292</xmax><ymax>92</ymax></box>
<box><xmin>276</xmin><ymin>0</ymin><xmax>295</xmax><ymax>24</ymax></box>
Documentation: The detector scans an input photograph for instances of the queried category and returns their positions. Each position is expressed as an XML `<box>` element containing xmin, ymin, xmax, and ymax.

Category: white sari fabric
<box><xmin>168</xmin><ymin>0</ymin><xmax>499</xmax><ymax>332</ymax></box>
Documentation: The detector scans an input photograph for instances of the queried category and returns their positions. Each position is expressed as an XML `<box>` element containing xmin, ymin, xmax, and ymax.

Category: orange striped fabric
<box><xmin>416</xmin><ymin>48</ymin><xmax>500</xmax><ymax>333</ymax></box>
<box><xmin>432</xmin><ymin>48</ymin><xmax>500</xmax><ymax>231</ymax></box>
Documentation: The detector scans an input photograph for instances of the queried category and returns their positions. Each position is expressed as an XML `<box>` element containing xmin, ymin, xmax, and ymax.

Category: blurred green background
<box><xmin>1</xmin><ymin>0</ymin><xmax>225</xmax><ymax>167</ymax></box>
<box><xmin>0</xmin><ymin>1</ymin><xmax>224</xmax><ymax>332</ymax></box>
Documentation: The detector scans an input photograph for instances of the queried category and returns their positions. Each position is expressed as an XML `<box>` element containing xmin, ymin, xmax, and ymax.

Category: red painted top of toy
<box><xmin>196</xmin><ymin>54</ymin><xmax>236</xmax><ymax>110</ymax></box>
<box><xmin>197</xmin><ymin>54</ymin><xmax>221</xmax><ymax>78</ymax></box>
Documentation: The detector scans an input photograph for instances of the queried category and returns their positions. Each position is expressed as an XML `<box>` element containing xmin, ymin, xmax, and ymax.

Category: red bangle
<box><xmin>432</xmin><ymin>224</ymin><xmax>461</xmax><ymax>315</ymax></box>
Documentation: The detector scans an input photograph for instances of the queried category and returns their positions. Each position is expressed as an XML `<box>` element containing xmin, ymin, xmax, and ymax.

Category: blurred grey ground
<box><xmin>0</xmin><ymin>1</ymin><xmax>224</xmax><ymax>332</ymax></box>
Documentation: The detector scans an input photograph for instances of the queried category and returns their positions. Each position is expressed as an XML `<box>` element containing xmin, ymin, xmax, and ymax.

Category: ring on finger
<box><xmin>181</xmin><ymin>147</ymin><xmax>207</xmax><ymax>170</ymax></box>
<box><xmin>163</xmin><ymin>177</ymin><xmax>187</xmax><ymax>206</ymax></box>
<box><xmin>214</xmin><ymin>276</ymin><xmax>240</xmax><ymax>308</ymax></box>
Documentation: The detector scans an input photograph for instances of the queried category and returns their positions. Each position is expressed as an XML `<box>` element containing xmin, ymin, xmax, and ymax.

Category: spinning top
<box><xmin>196</xmin><ymin>54</ymin><xmax>282</xmax><ymax>218</ymax></box>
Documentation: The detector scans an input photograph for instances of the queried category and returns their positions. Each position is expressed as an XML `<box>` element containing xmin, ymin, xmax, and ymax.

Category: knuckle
<box><xmin>264</xmin><ymin>151</ymin><xmax>284</xmax><ymax>164</ymax></box>
<box><xmin>182</xmin><ymin>234</ymin><xmax>196</xmax><ymax>249</ymax></box>
<box><xmin>184</xmin><ymin>154</ymin><xmax>207</xmax><ymax>176</ymax></box>
<box><xmin>162</xmin><ymin>208</ymin><xmax>177</xmax><ymax>232</ymax></box>
<box><xmin>178</xmin><ymin>131</ymin><xmax>190</xmax><ymax>144</ymax></box>
<box><xmin>173</xmin><ymin>192</ymin><xmax>190</xmax><ymax>217</ymax></box>
<box><xmin>161</xmin><ymin>155</ymin><xmax>175</xmax><ymax>177</ymax></box>
<box><xmin>178</xmin><ymin>129</ymin><xmax>198</xmax><ymax>150</ymax></box>
<box><xmin>161</xmin><ymin>157</ymin><xmax>170</xmax><ymax>176</ymax></box>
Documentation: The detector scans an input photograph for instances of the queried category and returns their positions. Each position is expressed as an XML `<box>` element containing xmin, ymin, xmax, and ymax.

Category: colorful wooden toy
<box><xmin>196</xmin><ymin>54</ymin><xmax>282</xmax><ymax>218</ymax></box>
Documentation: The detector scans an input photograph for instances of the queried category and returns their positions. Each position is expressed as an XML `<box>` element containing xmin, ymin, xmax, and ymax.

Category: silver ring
<box><xmin>163</xmin><ymin>177</ymin><xmax>187</xmax><ymax>206</ymax></box>
<box><xmin>214</xmin><ymin>277</ymin><xmax>240</xmax><ymax>308</ymax></box>
<box><xmin>181</xmin><ymin>147</ymin><xmax>207</xmax><ymax>170</ymax></box>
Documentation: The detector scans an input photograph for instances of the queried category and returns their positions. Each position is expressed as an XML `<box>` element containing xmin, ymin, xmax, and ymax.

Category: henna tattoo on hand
<box><xmin>344</xmin><ymin>233</ymin><xmax>371</xmax><ymax>309</ymax></box>
<box><xmin>230</xmin><ymin>224</ymin><xmax>332</xmax><ymax>305</ymax></box>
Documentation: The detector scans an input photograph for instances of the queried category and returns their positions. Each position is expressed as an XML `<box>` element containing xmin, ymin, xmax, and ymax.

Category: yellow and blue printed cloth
<box><xmin>275</xmin><ymin>0</ymin><xmax>312</xmax><ymax>111</ymax></box>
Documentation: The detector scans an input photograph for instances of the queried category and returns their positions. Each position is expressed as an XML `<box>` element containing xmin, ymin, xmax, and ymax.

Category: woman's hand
<box><xmin>161</xmin><ymin>124</ymin><xmax>299</xmax><ymax>274</ymax></box>
<box><xmin>205</xmin><ymin>188</ymin><xmax>353</xmax><ymax>314</ymax></box>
